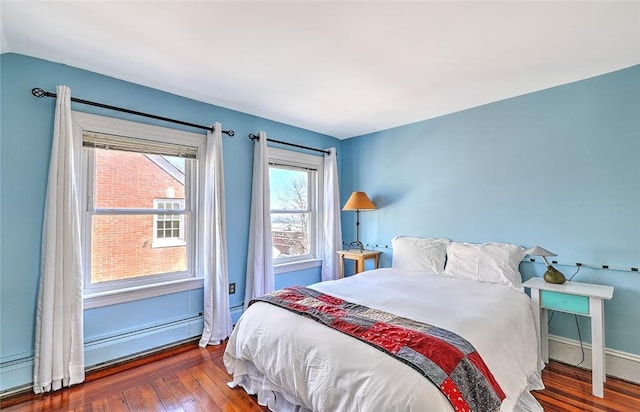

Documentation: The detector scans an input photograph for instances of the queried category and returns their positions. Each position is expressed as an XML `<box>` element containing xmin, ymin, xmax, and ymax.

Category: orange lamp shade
<box><xmin>342</xmin><ymin>192</ymin><xmax>376</xmax><ymax>211</ymax></box>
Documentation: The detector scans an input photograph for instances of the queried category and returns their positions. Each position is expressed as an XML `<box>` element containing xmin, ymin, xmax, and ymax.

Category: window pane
<box><xmin>91</xmin><ymin>214</ymin><xmax>188</xmax><ymax>284</ymax></box>
<box><xmin>269</xmin><ymin>167</ymin><xmax>308</xmax><ymax>210</ymax></box>
<box><xmin>93</xmin><ymin>149</ymin><xmax>186</xmax><ymax>209</ymax></box>
<box><xmin>271</xmin><ymin>213</ymin><xmax>310</xmax><ymax>258</ymax></box>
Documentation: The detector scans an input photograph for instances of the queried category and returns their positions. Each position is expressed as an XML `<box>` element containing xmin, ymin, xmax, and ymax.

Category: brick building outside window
<box><xmin>90</xmin><ymin>149</ymin><xmax>187</xmax><ymax>284</ymax></box>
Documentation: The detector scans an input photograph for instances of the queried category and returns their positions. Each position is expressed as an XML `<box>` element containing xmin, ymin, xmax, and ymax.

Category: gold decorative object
<box><xmin>526</xmin><ymin>246</ymin><xmax>566</xmax><ymax>284</ymax></box>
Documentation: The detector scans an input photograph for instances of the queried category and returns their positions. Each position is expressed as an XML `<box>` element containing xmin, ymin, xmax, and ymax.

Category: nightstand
<box><xmin>336</xmin><ymin>249</ymin><xmax>381</xmax><ymax>278</ymax></box>
<box><xmin>523</xmin><ymin>277</ymin><xmax>614</xmax><ymax>398</ymax></box>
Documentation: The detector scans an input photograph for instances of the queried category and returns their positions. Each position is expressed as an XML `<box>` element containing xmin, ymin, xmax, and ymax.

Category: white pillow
<box><xmin>391</xmin><ymin>236</ymin><xmax>450</xmax><ymax>274</ymax></box>
<box><xmin>443</xmin><ymin>242</ymin><xmax>526</xmax><ymax>289</ymax></box>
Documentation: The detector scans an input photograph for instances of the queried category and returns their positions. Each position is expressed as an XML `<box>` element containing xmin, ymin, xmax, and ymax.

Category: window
<box><xmin>153</xmin><ymin>198</ymin><xmax>185</xmax><ymax>247</ymax></box>
<box><xmin>73</xmin><ymin>112</ymin><xmax>206</xmax><ymax>307</ymax></box>
<box><xmin>268</xmin><ymin>147</ymin><xmax>324</xmax><ymax>271</ymax></box>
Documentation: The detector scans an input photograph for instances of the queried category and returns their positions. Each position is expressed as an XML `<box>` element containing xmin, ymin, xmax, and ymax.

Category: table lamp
<box><xmin>342</xmin><ymin>191</ymin><xmax>376</xmax><ymax>252</ymax></box>
<box><xmin>526</xmin><ymin>246</ymin><xmax>566</xmax><ymax>284</ymax></box>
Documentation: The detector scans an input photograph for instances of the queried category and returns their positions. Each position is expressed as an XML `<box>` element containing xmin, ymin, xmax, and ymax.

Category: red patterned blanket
<box><xmin>251</xmin><ymin>286</ymin><xmax>505</xmax><ymax>412</ymax></box>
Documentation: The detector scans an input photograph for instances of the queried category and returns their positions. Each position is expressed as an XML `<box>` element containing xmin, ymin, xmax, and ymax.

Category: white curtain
<box><xmin>322</xmin><ymin>148</ymin><xmax>342</xmax><ymax>281</ymax></box>
<box><xmin>245</xmin><ymin>131</ymin><xmax>274</xmax><ymax>309</ymax></box>
<box><xmin>33</xmin><ymin>85</ymin><xmax>85</xmax><ymax>393</ymax></box>
<box><xmin>199</xmin><ymin>123</ymin><xmax>232</xmax><ymax>347</ymax></box>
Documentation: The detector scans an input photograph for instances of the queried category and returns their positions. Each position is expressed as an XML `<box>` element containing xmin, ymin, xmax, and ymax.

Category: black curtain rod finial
<box><xmin>32</xmin><ymin>87</ymin><xmax>52</xmax><ymax>99</ymax></box>
<box><xmin>31</xmin><ymin>86</ymin><xmax>235</xmax><ymax>137</ymax></box>
<box><xmin>248</xmin><ymin>132</ymin><xmax>330</xmax><ymax>155</ymax></box>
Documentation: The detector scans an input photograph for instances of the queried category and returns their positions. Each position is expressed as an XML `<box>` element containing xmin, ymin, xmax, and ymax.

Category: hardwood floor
<box><xmin>2</xmin><ymin>341</ymin><xmax>639</xmax><ymax>411</ymax></box>
<box><xmin>533</xmin><ymin>361</ymin><xmax>640</xmax><ymax>411</ymax></box>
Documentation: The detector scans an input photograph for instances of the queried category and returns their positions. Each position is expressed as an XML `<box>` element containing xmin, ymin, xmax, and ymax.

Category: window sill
<box><xmin>274</xmin><ymin>259</ymin><xmax>322</xmax><ymax>275</ymax></box>
<box><xmin>84</xmin><ymin>277</ymin><xmax>204</xmax><ymax>309</ymax></box>
<box><xmin>151</xmin><ymin>239</ymin><xmax>187</xmax><ymax>248</ymax></box>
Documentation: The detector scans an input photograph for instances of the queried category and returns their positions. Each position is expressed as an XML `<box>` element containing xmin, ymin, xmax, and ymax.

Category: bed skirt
<box><xmin>225</xmin><ymin>355</ymin><xmax>544</xmax><ymax>412</ymax></box>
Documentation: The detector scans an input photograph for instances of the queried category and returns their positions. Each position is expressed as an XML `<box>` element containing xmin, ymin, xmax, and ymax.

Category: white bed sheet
<box><xmin>224</xmin><ymin>268</ymin><xmax>544</xmax><ymax>411</ymax></box>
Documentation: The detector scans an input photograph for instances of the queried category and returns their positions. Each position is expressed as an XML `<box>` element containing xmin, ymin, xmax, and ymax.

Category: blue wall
<box><xmin>340</xmin><ymin>64</ymin><xmax>640</xmax><ymax>356</ymax></box>
<box><xmin>0</xmin><ymin>53</ymin><xmax>336</xmax><ymax>391</ymax></box>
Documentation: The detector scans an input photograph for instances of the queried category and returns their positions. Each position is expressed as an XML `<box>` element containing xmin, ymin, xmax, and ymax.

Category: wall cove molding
<box><xmin>549</xmin><ymin>334</ymin><xmax>640</xmax><ymax>384</ymax></box>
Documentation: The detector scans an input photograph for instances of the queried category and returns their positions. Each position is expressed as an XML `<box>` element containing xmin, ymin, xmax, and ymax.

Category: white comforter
<box><xmin>224</xmin><ymin>268</ymin><xmax>544</xmax><ymax>411</ymax></box>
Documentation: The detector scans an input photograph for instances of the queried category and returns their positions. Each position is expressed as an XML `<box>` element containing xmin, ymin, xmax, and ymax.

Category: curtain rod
<box><xmin>248</xmin><ymin>133</ymin><xmax>330</xmax><ymax>155</ymax></box>
<box><xmin>31</xmin><ymin>87</ymin><xmax>235</xmax><ymax>137</ymax></box>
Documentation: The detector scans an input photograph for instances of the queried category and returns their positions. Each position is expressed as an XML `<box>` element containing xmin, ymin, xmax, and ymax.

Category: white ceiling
<box><xmin>2</xmin><ymin>1</ymin><xmax>639</xmax><ymax>139</ymax></box>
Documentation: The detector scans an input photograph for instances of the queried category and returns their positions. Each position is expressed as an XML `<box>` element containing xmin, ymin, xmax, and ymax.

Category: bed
<box><xmin>224</xmin><ymin>238</ymin><xmax>544</xmax><ymax>411</ymax></box>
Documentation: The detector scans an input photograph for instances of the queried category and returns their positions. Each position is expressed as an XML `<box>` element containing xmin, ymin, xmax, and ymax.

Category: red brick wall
<box><xmin>91</xmin><ymin>150</ymin><xmax>186</xmax><ymax>284</ymax></box>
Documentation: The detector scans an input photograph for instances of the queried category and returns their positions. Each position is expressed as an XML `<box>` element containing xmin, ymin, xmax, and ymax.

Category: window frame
<box><xmin>268</xmin><ymin>147</ymin><xmax>324</xmax><ymax>273</ymax></box>
<box><xmin>73</xmin><ymin>111</ymin><xmax>206</xmax><ymax>309</ymax></box>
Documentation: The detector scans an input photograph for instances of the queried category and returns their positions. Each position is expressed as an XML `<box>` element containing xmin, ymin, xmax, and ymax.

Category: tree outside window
<box><xmin>270</xmin><ymin>170</ymin><xmax>311</xmax><ymax>258</ymax></box>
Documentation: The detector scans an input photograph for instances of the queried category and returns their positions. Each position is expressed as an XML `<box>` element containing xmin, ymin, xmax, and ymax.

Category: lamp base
<box><xmin>346</xmin><ymin>241</ymin><xmax>364</xmax><ymax>253</ymax></box>
<box><xmin>543</xmin><ymin>265</ymin><xmax>566</xmax><ymax>284</ymax></box>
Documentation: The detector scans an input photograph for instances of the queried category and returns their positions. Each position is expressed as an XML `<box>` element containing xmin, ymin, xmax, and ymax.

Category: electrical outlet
<box><xmin>229</xmin><ymin>282</ymin><xmax>236</xmax><ymax>294</ymax></box>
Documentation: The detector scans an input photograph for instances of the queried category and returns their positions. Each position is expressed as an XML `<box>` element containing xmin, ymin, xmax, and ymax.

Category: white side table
<box><xmin>523</xmin><ymin>277</ymin><xmax>614</xmax><ymax>398</ymax></box>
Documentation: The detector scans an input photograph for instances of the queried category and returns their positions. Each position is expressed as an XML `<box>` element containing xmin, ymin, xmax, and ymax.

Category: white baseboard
<box><xmin>549</xmin><ymin>334</ymin><xmax>640</xmax><ymax>384</ymax></box>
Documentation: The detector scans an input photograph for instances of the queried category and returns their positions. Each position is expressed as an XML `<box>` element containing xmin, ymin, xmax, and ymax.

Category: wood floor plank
<box><xmin>162</xmin><ymin>373</ymin><xmax>203</xmax><ymax>412</ymax></box>
<box><xmin>149</xmin><ymin>376</ymin><xmax>185</xmax><ymax>412</ymax></box>
<box><xmin>187</xmin><ymin>364</ymin><xmax>243</xmax><ymax>412</ymax></box>
<box><xmin>136</xmin><ymin>382</ymin><xmax>166</xmax><ymax>412</ymax></box>
<box><xmin>176</xmin><ymin>368</ymin><xmax>222</xmax><ymax>411</ymax></box>
<box><xmin>3</xmin><ymin>341</ymin><xmax>639</xmax><ymax>411</ymax></box>
<box><xmin>532</xmin><ymin>361</ymin><xmax>640</xmax><ymax>412</ymax></box>
<box><xmin>121</xmin><ymin>386</ymin><xmax>148</xmax><ymax>411</ymax></box>
<box><xmin>533</xmin><ymin>392</ymin><xmax>589</xmax><ymax>412</ymax></box>
<box><xmin>99</xmin><ymin>393</ymin><xmax>129</xmax><ymax>412</ymax></box>
<box><xmin>89</xmin><ymin>399</ymin><xmax>105</xmax><ymax>412</ymax></box>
